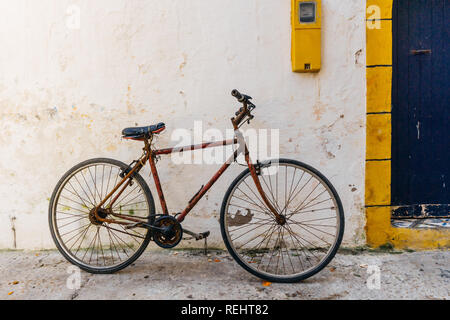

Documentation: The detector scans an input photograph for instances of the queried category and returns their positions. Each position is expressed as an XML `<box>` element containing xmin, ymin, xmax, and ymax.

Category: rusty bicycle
<box><xmin>49</xmin><ymin>90</ymin><xmax>344</xmax><ymax>283</ymax></box>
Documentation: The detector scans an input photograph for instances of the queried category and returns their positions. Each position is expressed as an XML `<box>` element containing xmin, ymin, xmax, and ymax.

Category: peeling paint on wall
<box><xmin>10</xmin><ymin>216</ymin><xmax>17</xmax><ymax>249</ymax></box>
<box><xmin>392</xmin><ymin>218</ymin><xmax>450</xmax><ymax>229</ymax></box>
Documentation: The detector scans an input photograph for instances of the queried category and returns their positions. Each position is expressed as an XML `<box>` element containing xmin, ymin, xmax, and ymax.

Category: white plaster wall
<box><xmin>0</xmin><ymin>0</ymin><xmax>366</xmax><ymax>249</ymax></box>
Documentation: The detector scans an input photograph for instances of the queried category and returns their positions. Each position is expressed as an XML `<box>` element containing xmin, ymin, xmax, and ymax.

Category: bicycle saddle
<box><xmin>122</xmin><ymin>122</ymin><xmax>166</xmax><ymax>139</ymax></box>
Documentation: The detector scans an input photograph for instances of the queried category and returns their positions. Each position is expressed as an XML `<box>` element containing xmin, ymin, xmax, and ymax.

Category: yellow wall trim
<box><xmin>365</xmin><ymin>160</ymin><xmax>391</xmax><ymax>206</ymax></box>
<box><xmin>367</xmin><ymin>67</ymin><xmax>392</xmax><ymax>113</ymax></box>
<box><xmin>367</xmin><ymin>0</ymin><xmax>393</xmax><ymax>20</ymax></box>
<box><xmin>367</xmin><ymin>113</ymin><xmax>392</xmax><ymax>159</ymax></box>
<box><xmin>366</xmin><ymin>207</ymin><xmax>450</xmax><ymax>249</ymax></box>
<box><xmin>366</xmin><ymin>20</ymin><xmax>392</xmax><ymax>66</ymax></box>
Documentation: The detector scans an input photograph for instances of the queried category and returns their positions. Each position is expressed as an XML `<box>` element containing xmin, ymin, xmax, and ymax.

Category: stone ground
<box><xmin>0</xmin><ymin>248</ymin><xmax>448</xmax><ymax>300</ymax></box>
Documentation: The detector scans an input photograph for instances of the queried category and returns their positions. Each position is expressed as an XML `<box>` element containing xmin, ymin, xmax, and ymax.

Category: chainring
<box><xmin>152</xmin><ymin>216</ymin><xmax>183</xmax><ymax>249</ymax></box>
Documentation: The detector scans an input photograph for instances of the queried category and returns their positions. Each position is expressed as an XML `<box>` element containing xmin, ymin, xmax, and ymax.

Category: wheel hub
<box><xmin>276</xmin><ymin>214</ymin><xmax>287</xmax><ymax>226</ymax></box>
<box><xmin>89</xmin><ymin>208</ymin><xmax>109</xmax><ymax>225</ymax></box>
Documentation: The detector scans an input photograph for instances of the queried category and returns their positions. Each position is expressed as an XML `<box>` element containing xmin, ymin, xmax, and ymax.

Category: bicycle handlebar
<box><xmin>231</xmin><ymin>89</ymin><xmax>255</xmax><ymax>129</ymax></box>
<box><xmin>231</xmin><ymin>89</ymin><xmax>252</xmax><ymax>104</ymax></box>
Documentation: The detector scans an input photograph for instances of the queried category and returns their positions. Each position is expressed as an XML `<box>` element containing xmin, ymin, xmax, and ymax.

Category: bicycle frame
<box><xmin>153</xmin><ymin>138</ymin><xmax>239</xmax><ymax>221</ymax></box>
<box><xmin>94</xmin><ymin>129</ymin><xmax>283</xmax><ymax>226</ymax></box>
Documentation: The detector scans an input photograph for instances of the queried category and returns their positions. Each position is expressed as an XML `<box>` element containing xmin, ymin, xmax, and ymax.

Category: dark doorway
<box><xmin>392</xmin><ymin>0</ymin><xmax>449</xmax><ymax>217</ymax></box>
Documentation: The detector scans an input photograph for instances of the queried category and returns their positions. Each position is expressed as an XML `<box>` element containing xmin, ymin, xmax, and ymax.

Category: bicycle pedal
<box><xmin>183</xmin><ymin>228</ymin><xmax>210</xmax><ymax>241</ymax></box>
<box><xmin>200</xmin><ymin>231</ymin><xmax>210</xmax><ymax>239</ymax></box>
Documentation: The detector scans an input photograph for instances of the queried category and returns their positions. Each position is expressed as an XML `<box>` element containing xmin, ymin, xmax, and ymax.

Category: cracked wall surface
<box><xmin>0</xmin><ymin>0</ymin><xmax>367</xmax><ymax>249</ymax></box>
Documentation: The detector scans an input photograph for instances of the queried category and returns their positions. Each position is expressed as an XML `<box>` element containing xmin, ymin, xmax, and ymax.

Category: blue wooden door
<box><xmin>392</xmin><ymin>0</ymin><xmax>449</xmax><ymax>217</ymax></box>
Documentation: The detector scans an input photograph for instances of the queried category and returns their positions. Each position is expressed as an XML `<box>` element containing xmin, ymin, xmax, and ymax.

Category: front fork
<box><xmin>235</xmin><ymin>129</ymin><xmax>286</xmax><ymax>225</ymax></box>
<box><xmin>244</xmin><ymin>149</ymin><xmax>286</xmax><ymax>225</ymax></box>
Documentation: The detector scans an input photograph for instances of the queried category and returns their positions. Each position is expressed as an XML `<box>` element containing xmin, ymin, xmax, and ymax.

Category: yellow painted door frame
<box><xmin>365</xmin><ymin>0</ymin><xmax>449</xmax><ymax>249</ymax></box>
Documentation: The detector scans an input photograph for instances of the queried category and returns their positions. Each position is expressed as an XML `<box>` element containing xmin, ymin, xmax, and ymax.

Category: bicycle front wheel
<box><xmin>48</xmin><ymin>158</ymin><xmax>155</xmax><ymax>274</ymax></box>
<box><xmin>220</xmin><ymin>159</ymin><xmax>344</xmax><ymax>283</ymax></box>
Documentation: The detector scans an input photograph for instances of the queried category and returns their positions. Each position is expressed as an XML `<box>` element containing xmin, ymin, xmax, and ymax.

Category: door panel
<box><xmin>392</xmin><ymin>0</ymin><xmax>449</xmax><ymax>209</ymax></box>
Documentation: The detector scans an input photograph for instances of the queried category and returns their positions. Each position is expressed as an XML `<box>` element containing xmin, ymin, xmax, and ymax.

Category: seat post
<box><xmin>143</xmin><ymin>135</ymin><xmax>153</xmax><ymax>155</ymax></box>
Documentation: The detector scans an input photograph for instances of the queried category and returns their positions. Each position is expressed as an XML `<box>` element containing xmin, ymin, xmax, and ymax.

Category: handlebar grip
<box><xmin>231</xmin><ymin>89</ymin><xmax>244</xmax><ymax>102</ymax></box>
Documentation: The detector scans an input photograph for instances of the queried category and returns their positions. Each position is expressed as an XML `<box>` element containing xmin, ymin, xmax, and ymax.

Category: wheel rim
<box><xmin>51</xmin><ymin>162</ymin><xmax>151</xmax><ymax>270</ymax></box>
<box><xmin>224</xmin><ymin>162</ymin><xmax>342</xmax><ymax>280</ymax></box>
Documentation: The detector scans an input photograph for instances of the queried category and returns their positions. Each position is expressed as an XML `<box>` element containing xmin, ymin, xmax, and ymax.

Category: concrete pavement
<box><xmin>1</xmin><ymin>248</ymin><xmax>448</xmax><ymax>300</ymax></box>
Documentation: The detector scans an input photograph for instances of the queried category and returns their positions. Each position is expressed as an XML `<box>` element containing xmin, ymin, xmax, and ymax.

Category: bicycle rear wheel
<box><xmin>220</xmin><ymin>159</ymin><xmax>344</xmax><ymax>283</ymax></box>
<box><xmin>48</xmin><ymin>158</ymin><xmax>155</xmax><ymax>274</ymax></box>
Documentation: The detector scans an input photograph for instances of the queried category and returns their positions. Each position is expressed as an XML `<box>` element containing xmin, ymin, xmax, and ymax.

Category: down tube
<box><xmin>177</xmin><ymin>150</ymin><xmax>239</xmax><ymax>222</ymax></box>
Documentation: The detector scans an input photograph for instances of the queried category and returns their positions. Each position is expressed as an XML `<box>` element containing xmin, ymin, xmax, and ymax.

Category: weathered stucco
<box><xmin>0</xmin><ymin>0</ymin><xmax>366</xmax><ymax>249</ymax></box>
